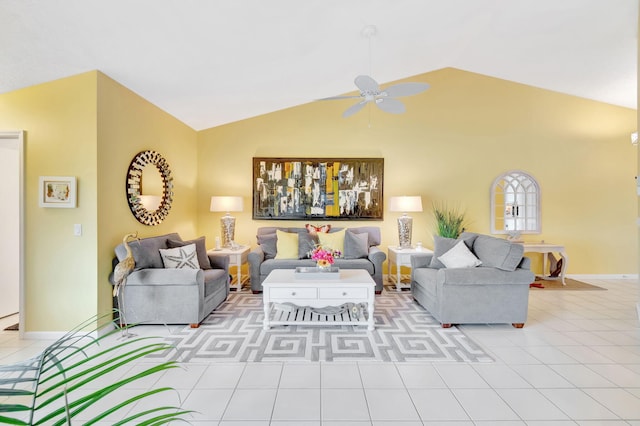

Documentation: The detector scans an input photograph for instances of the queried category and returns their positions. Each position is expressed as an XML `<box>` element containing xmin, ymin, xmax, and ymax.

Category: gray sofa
<box><xmin>410</xmin><ymin>232</ymin><xmax>534</xmax><ymax>328</ymax></box>
<box><xmin>248</xmin><ymin>226</ymin><xmax>387</xmax><ymax>293</ymax></box>
<box><xmin>110</xmin><ymin>233</ymin><xmax>229</xmax><ymax>328</ymax></box>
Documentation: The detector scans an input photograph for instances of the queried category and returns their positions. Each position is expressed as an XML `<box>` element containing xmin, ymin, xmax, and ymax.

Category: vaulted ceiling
<box><xmin>1</xmin><ymin>0</ymin><xmax>637</xmax><ymax>130</ymax></box>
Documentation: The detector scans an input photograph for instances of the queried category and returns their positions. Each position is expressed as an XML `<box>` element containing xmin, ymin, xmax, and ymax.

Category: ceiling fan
<box><xmin>319</xmin><ymin>75</ymin><xmax>430</xmax><ymax>118</ymax></box>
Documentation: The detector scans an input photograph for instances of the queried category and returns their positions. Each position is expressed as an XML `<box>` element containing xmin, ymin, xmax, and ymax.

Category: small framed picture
<box><xmin>39</xmin><ymin>176</ymin><xmax>77</xmax><ymax>208</ymax></box>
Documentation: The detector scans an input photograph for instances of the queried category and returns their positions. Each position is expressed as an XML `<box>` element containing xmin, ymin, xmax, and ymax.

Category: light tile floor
<box><xmin>0</xmin><ymin>278</ymin><xmax>638</xmax><ymax>425</ymax></box>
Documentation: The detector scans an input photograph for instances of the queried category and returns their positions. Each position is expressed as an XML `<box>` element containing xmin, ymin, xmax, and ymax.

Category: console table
<box><xmin>521</xmin><ymin>242</ymin><xmax>568</xmax><ymax>285</ymax></box>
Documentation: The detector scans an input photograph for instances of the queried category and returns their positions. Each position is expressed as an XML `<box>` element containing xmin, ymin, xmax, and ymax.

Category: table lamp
<box><xmin>389</xmin><ymin>196</ymin><xmax>423</xmax><ymax>249</ymax></box>
<box><xmin>210</xmin><ymin>196</ymin><xmax>243</xmax><ymax>248</ymax></box>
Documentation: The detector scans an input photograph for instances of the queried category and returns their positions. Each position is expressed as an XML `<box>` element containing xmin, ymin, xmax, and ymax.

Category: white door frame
<box><xmin>0</xmin><ymin>131</ymin><xmax>24</xmax><ymax>338</ymax></box>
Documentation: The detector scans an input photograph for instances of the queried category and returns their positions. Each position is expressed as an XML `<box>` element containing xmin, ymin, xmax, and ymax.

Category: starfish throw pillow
<box><xmin>159</xmin><ymin>243</ymin><xmax>200</xmax><ymax>269</ymax></box>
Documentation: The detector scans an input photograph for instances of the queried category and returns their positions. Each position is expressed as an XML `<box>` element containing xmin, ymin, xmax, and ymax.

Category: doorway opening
<box><xmin>0</xmin><ymin>131</ymin><xmax>24</xmax><ymax>335</ymax></box>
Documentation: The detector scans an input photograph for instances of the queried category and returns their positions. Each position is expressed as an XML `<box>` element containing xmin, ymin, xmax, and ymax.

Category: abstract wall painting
<box><xmin>252</xmin><ymin>157</ymin><xmax>383</xmax><ymax>220</ymax></box>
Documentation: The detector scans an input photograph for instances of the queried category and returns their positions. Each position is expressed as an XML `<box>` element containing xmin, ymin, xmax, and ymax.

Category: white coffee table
<box><xmin>262</xmin><ymin>269</ymin><xmax>375</xmax><ymax>331</ymax></box>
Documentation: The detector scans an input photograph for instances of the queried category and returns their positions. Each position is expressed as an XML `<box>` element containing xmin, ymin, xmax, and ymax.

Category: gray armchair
<box><xmin>410</xmin><ymin>232</ymin><xmax>534</xmax><ymax>328</ymax></box>
<box><xmin>111</xmin><ymin>233</ymin><xmax>229</xmax><ymax>328</ymax></box>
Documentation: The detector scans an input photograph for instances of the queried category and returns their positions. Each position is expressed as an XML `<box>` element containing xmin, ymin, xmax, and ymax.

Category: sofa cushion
<box><xmin>318</xmin><ymin>228</ymin><xmax>346</xmax><ymax>254</ymax></box>
<box><xmin>438</xmin><ymin>266</ymin><xmax>535</xmax><ymax>286</ymax></box>
<box><xmin>260</xmin><ymin>258</ymin><xmax>317</xmax><ymax>276</ymax></box>
<box><xmin>334</xmin><ymin>226</ymin><xmax>381</xmax><ymax>247</ymax></box>
<box><xmin>275</xmin><ymin>230</ymin><xmax>299</xmax><ymax>259</ymax></box>
<box><xmin>471</xmin><ymin>234</ymin><xmax>524</xmax><ymax>271</ymax></box>
<box><xmin>438</xmin><ymin>240</ymin><xmax>482</xmax><ymax>268</ymax></box>
<box><xmin>429</xmin><ymin>233</ymin><xmax>478</xmax><ymax>269</ymax></box>
<box><xmin>333</xmin><ymin>258</ymin><xmax>374</xmax><ymax>274</ymax></box>
<box><xmin>298</xmin><ymin>230</ymin><xmax>318</xmax><ymax>259</ymax></box>
<box><xmin>167</xmin><ymin>236</ymin><xmax>212</xmax><ymax>269</ymax></box>
<box><xmin>159</xmin><ymin>244</ymin><xmax>200</xmax><ymax>269</ymax></box>
<box><xmin>257</xmin><ymin>232</ymin><xmax>278</xmax><ymax>260</ymax></box>
<box><xmin>344</xmin><ymin>230</ymin><xmax>369</xmax><ymax>259</ymax></box>
<box><xmin>121</xmin><ymin>233</ymin><xmax>181</xmax><ymax>270</ymax></box>
<box><xmin>130</xmin><ymin>244</ymin><xmax>160</xmax><ymax>270</ymax></box>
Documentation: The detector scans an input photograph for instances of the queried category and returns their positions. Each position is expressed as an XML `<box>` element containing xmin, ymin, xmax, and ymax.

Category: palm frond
<box><xmin>0</xmin><ymin>310</ymin><xmax>192</xmax><ymax>425</ymax></box>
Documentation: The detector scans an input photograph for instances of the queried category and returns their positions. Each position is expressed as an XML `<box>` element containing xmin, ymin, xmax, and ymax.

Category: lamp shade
<box><xmin>210</xmin><ymin>196</ymin><xmax>243</xmax><ymax>212</ymax></box>
<box><xmin>389</xmin><ymin>196</ymin><xmax>423</xmax><ymax>213</ymax></box>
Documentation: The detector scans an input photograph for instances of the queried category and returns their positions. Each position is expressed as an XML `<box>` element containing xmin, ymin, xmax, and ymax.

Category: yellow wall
<box><xmin>0</xmin><ymin>72</ymin><xmax>99</xmax><ymax>331</ymax></box>
<box><xmin>0</xmin><ymin>71</ymin><xmax>198</xmax><ymax>332</ymax></box>
<box><xmin>198</xmin><ymin>68</ymin><xmax>638</xmax><ymax>275</ymax></box>
<box><xmin>96</xmin><ymin>72</ymin><xmax>199</xmax><ymax>319</ymax></box>
<box><xmin>0</xmin><ymin>66</ymin><xmax>636</xmax><ymax>332</ymax></box>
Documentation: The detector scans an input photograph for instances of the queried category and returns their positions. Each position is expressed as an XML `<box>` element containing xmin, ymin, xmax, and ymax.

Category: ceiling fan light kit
<box><xmin>319</xmin><ymin>25</ymin><xmax>430</xmax><ymax>118</ymax></box>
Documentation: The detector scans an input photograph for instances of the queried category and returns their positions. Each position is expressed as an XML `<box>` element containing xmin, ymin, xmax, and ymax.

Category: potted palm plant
<box><xmin>432</xmin><ymin>201</ymin><xmax>467</xmax><ymax>238</ymax></box>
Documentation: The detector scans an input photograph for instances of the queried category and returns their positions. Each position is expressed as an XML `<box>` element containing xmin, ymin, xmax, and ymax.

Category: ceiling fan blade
<box><xmin>318</xmin><ymin>95</ymin><xmax>362</xmax><ymax>101</ymax></box>
<box><xmin>342</xmin><ymin>101</ymin><xmax>368</xmax><ymax>118</ymax></box>
<box><xmin>376</xmin><ymin>98</ymin><xmax>405</xmax><ymax>114</ymax></box>
<box><xmin>354</xmin><ymin>75</ymin><xmax>380</xmax><ymax>93</ymax></box>
<box><xmin>383</xmin><ymin>82</ymin><xmax>430</xmax><ymax>98</ymax></box>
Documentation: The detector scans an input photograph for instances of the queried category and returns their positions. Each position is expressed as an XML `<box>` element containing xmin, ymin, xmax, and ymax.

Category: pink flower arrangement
<box><xmin>310</xmin><ymin>246</ymin><xmax>342</xmax><ymax>268</ymax></box>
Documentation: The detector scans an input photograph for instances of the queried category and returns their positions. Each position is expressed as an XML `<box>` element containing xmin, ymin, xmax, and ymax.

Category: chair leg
<box><xmin>441</xmin><ymin>323</ymin><xmax>452</xmax><ymax>328</ymax></box>
<box><xmin>190</xmin><ymin>323</ymin><xmax>200</xmax><ymax>328</ymax></box>
<box><xmin>512</xmin><ymin>323</ymin><xmax>524</xmax><ymax>328</ymax></box>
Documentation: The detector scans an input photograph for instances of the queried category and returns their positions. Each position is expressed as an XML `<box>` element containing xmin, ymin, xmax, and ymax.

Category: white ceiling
<box><xmin>1</xmin><ymin>0</ymin><xmax>637</xmax><ymax>131</ymax></box>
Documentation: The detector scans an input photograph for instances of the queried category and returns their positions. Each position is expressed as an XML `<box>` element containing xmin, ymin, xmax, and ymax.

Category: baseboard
<box><xmin>567</xmin><ymin>274</ymin><xmax>638</xmax><ymax>280</ymax></box>
<box><xmin>22</xmin><ymin>331</ymin><xmax>68</xmax><ymax>340</ymax></box>
<box><xmin>22</xmin><ymin>329</ymin><xmax>104</xmax><ymax>341</ymax></box>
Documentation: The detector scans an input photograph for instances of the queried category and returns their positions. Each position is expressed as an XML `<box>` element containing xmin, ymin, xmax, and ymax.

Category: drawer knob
<box><xmin>291</xmin><ymin>292</ymin><xmax>296</xmax><ymax>296</ymax></box>
<box><xmin>342</xmin><ymin>292</ymin><xmax>347</xmax><ymax>296</ymax></box>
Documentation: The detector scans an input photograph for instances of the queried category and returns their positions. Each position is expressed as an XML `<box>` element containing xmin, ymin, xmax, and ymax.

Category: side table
<box><xmin>387</xmin><ymin>246</ymin><xmax>434</xmax><ymax>291</ymax></box>
<box><xmin>207</xmin><ymin>245</ymin><xmax>250</xmax><ymax>291</ymax></box>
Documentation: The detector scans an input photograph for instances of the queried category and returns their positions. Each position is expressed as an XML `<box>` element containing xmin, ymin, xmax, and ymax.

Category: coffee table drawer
<box><xmin>320</xmin><ymin>287</ymin><xmax>368</xmax><ymax>299</ymax></box>
<box><xmin>269</xmin><ymin>287</ymin><xmax>318</xmax><ymax>299</ymax></box>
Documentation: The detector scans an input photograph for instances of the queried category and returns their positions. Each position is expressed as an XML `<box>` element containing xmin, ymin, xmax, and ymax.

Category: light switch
<box><xmin>74</xmin><ymin>224</ymin><xmax>82</xmax><ymax>236</ymax></box>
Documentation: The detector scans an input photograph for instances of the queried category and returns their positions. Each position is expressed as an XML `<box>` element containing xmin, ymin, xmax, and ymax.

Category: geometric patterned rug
<box><xmin>146</xmin><ymin>285</ymin><xmax>493</xmax><ymax>363</ymax></box>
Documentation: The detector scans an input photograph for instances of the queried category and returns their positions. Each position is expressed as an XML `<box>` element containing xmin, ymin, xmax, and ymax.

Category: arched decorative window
<box><xmin>491</xmin><ymin>170</ymin><xmax>540</xmax><ymax>235</ymax></box>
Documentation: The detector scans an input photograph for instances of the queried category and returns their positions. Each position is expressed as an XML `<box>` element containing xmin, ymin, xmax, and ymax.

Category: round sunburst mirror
<box><xmin>126</xmin><ymin>150</ymin><xmax>174</xmax><ymax>226</ymax></box>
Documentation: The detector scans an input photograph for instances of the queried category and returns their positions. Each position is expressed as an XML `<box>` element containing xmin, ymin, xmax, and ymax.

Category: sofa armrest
<box><xmin>248</xmin><ymin>246</ymin><xmax>265</xmax><ymax>287</ymax></box>
<box><xmin>125</xmin><ymin>268</ymin><xmax>203</xmax><ymax>286</ymax></box>
<box><xmin>518</xmin><ymin>256</ymin><xmax>532</xmax><ymax>270</ymax></box>
<box><xmin>367</xmin><ymin>246</ymin><xmax>386</xmax><ymax>266</ymax></box>
<box><xmin>411</xmin><ymin>253</ymin><xmax>434</xmax><ymax>269</ymax></box>
<box><xmin>207</xmin><ymin>253</ymin><xmax>230</xmax><ymax>272</ymax></box>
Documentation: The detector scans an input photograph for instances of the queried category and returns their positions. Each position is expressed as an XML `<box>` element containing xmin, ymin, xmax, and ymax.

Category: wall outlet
<box><xmin>73</xmin><ymin>224</ymin><xmax>82</xmax><ymax>236</ymax></box>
